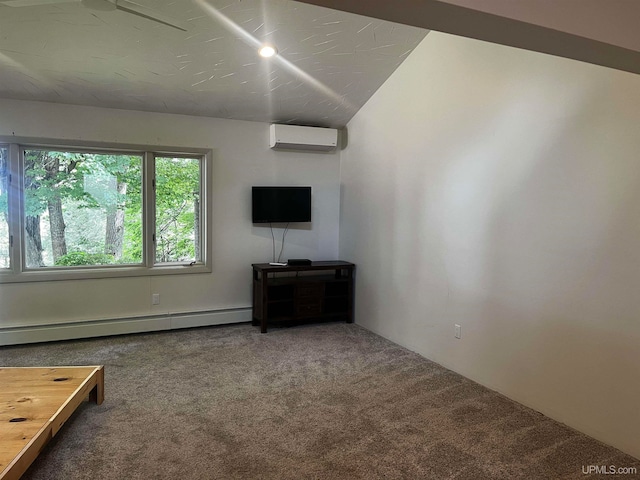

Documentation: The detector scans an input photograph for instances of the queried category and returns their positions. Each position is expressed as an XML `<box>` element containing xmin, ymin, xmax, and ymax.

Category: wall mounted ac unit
<box><xmin>269</xmin><ymin>124</ymin><xmax>338</xmax><ymax>152</ymax></box>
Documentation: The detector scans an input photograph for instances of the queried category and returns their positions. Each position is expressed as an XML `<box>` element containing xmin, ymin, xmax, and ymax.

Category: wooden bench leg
<box><xmin>89</xmin><ymin>366</ymin><xmax>104</xmax><ymax>405</ymax></box>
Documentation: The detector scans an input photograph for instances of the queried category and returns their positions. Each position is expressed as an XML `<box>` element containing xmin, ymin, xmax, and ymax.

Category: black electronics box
<box><xmin>287</xmin><ymin>259</ymin><xmax>312</xmax><ymax>266</ymax></box>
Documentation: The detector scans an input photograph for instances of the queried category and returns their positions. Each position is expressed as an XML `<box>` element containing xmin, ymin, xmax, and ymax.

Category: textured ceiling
<box><xmin>0</xmin><ymin>0</ymin><xmax>427</xmax><ymax>127</ymax></box>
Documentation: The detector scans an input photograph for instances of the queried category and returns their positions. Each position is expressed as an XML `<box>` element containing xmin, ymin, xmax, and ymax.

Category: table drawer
<box><xmin>295</xmin><ymin>303</ymin><xmax>322</xmax><ymax>317</ymax></box>
<box><xmin>297</xmin><ymin>283</ymin><xmax>325</xmax><ymax>298</ymax></box>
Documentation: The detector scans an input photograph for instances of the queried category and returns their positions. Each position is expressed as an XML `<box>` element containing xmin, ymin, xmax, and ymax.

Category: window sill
<box><xmin>0</xmin><ymin>263</ymin><xmax>212</xmax><ymax>283</ymax></box>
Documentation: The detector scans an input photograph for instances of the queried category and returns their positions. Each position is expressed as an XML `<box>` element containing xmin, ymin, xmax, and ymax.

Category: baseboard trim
<box><xmin>0</xmin><ymin>308</ymin><xmax>252</xmax><ymax>346</ymax></box>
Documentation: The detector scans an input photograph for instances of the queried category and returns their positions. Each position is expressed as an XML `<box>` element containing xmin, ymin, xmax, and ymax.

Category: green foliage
<box><xmin>155</xmin><ymin>157</ymin><xmax>200</xmax><ymax>262</ymax></box>
<box><xmin>55</xmin><ymin>251</ymin><xmax>114</xmax><ymax>266</ymax></box>
<box><xmin>24</xmin><ymin>150</ymin><xmax>143</xmax><ymax>266</ymax></box>
<box><xmin>122</xmin><ymin>211</ymin><xmax>143</xmax><ymax>262</ymax></box>
<box><xmin>21</xmin><ymin>149</ymin><xmax>200</xmax><ymax>267</ymax></box>
<box><xmin>23</xmin><ymin>150</ymin><xmax>88</xmax><ymax>217</ymax></box>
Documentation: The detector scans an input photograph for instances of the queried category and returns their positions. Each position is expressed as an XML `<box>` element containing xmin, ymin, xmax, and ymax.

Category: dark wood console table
<box><xmin>252</xmin><ymin>261</ymin><xmax>355</xmax><ymax>333</ymax></box>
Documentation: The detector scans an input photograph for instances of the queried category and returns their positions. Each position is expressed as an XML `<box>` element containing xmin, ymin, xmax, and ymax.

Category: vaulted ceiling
<box><xmin>0</xmin><ymin>0</ymin><xmax>427</xmax><ymax>128</ymax></box>
<box><xmin>1</xmin><ymin>0</ymin><xmax>637</xmax><ymax>130</ymax></box>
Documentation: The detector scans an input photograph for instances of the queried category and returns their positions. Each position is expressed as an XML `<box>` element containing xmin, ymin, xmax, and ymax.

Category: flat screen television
<box><xmin>252</xmin><ymin>186</ymin><xmax>311</xmax><ymax>223</ymax></box>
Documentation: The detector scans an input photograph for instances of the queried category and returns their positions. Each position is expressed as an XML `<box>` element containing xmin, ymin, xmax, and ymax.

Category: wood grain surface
<box><xmin>0</xmin><ymin>366</ymin><xmax>104</xmax><ymax>480</ymax></box>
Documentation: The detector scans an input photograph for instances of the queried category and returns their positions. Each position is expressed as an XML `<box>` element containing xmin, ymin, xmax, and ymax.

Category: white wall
<box><xmin>0</xmin><ymin>99</ymin><xmax>341</xmax><ymax>334</ymax></box>
<box><xmin>340</xmin><ymin>32</ymin><xmax>640</xmax><ymax>459</ymax></box>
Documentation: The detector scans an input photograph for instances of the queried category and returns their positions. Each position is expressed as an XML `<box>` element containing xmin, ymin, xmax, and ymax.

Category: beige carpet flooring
<box><xmin>1</xmin><ymin>322</ymin><xmax>638</xmax><ymax>479</ymax></box>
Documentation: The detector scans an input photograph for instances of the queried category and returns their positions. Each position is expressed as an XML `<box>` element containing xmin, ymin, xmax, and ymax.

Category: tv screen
<box><xmin>252</xmin><ymin>186</ymin><xmax>311</xmax><ymax>223</ymax></box>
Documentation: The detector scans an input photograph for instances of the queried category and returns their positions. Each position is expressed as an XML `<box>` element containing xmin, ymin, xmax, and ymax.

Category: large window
<box><xmin>23</xmin><ymin>150</ymin><xmax>143</xmax><ymax>268</ymax></box>
<box><xmin>0</xmin><ymin>142</ymin><xmax>210</xmax><ymax>282</ymax></box>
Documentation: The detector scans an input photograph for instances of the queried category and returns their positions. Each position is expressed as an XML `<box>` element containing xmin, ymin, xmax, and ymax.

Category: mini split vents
<box><xmin>269</xmin><ymin>124</ymin><xmax>338</xmax><ymax>152</ymax></box>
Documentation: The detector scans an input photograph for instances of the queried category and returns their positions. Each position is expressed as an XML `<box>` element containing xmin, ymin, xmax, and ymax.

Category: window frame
<box><xmin>0</xmin><ymin>137</ymin><xmax>212</xmax><ymax>283</ymax></box>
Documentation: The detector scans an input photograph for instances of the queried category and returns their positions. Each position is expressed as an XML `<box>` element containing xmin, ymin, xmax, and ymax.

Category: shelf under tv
<box><xmin>251</xmin><ymin>261</ymin><xmax>355</xmax><ymax>333</ymax></box>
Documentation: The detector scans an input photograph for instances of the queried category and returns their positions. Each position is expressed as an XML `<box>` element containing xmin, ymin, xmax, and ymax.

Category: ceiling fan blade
<box><xmin>1</xmin><ymin>0</ymin><xmax>78</xmax><ymax>6</ymax></box>
<box><xmin>115</xmin><ymin>0</ymin><xmax>187</xmax><ymax>31</ymax></box>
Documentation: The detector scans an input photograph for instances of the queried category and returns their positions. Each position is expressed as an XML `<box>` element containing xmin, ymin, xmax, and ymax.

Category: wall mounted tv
<box><xmin>252</xmin><ymin>186</ymin><xmax>311</xmax><ymax>223</ymax></box>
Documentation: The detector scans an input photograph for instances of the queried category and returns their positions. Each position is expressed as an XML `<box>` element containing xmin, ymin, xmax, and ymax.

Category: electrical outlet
<box><xmin>454</xmin><ymin>324</ymin><xmax>461</xmax><ymax>339</ymax></box>
<box><xmin>152</xmin><ymin>293</ymin><xmax>160</xmax><ymax>305</ymax></box>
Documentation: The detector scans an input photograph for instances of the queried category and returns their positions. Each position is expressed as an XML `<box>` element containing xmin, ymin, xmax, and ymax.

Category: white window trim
<box><xmin>0</xmin><ymin>137</ymin><xmax>212</xmax><ymax>283</ymax></box>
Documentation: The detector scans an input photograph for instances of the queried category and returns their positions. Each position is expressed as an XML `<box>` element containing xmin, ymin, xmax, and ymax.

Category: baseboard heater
<box><xmin>0</xmin><ymin>307</ymin><xmax>252</xmax><ymax>346</ymax></box>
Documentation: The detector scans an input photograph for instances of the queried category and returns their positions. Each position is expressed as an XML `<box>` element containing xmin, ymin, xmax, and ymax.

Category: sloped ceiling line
<box><xmin>295</xmin><ymin>0</ymin><xmax>640</xmax><ymax>76</ymax></box>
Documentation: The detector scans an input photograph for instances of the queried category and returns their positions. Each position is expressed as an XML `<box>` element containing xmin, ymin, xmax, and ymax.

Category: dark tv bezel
<box><xmin>252</xmin><ymin>186</ymin><xmax>312</xmax><ymax>223</ymax></box>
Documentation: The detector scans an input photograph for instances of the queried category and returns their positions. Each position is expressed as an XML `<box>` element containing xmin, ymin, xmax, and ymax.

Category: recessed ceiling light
<box><xmin>259</xmin><ymin>45</ymin><xmax>277</xmax><ymax>58</ymax></box>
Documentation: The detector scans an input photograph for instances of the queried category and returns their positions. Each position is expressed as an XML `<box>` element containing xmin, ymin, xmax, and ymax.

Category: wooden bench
<box><xmin>0</xmin><ymin>366</ymin><xmax>104</xmax><ymax>480</ymax></box>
